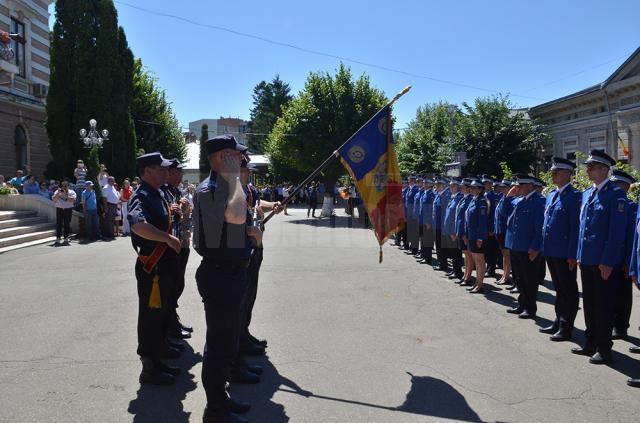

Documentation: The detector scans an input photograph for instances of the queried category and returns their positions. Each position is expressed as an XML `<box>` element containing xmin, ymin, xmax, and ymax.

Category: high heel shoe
<box><xmin>470</xmin><ymin>286</ymin><xmax>484</xmax><ymax>294</ymax></box>
<box><xmin>465</xmin><ymin>285</ymin><xmax>477</xmax><ymax>292</ymax></box>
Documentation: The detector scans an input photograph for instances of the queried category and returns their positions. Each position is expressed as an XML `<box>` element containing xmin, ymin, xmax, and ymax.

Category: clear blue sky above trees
<box><xmin>50</xmin><ymin>0</ymin><xmax>640</xmax><ymax>130</ymax></box>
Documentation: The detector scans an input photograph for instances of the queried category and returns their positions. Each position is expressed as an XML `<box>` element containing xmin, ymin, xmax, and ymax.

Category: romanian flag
<box><xmin>337</xmin><ymin>105</ymin><xmax>404</xmax><ymax>262</ymax></box>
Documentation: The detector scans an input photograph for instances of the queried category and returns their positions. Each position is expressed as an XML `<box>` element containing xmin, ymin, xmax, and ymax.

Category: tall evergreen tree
<box><xmin>45</xmin><ymin>0</ymin><xmax>137</xmax><ymax>181</ymax></box>
<box><xmin>131</xmin><ymin>59</ymin><xmax>186</xmax><ymax>162</ymax></box>
<box><xmin>247</xmin><ymin>75</ymin><xmax>292</xmax><ymax>154</ymax></box>
<box><xmin>199</xmin><ymin>123</ymin><xmax>210</xmax><ymax>177</ymax></box>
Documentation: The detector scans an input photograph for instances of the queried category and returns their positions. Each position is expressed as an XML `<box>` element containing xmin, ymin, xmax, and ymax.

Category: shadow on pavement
<box><xmin>242</xmin><ymin>357</ymin><xmax>483</xmax><ymax>422</ymax></box>
<box><xmin>287</xmin><ymin>215</ymin><xmax>370</xmax><ymax>230</ymax></box>
<box><xmin>127</xmin><ymin>342</ymin><xmax>202</xmax><ymax>423</ymax></box>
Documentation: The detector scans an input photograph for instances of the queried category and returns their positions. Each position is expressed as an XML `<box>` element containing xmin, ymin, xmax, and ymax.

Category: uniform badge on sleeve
<box><xmin>618</xmin><ymin>200</ymin><xmax>626</xmax><ymax>213</ymax></box>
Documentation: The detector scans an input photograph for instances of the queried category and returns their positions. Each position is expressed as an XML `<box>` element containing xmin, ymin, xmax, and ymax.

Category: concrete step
<box><xmin>0</xmin><ymin>235</ymin><xmax>57</xmax><ymax>254</ymax></box>
<box><xmin>0</xmin><ymin>222</ymin><xmax>56</xmax><ymax>239</ymax></box>
<box><xmin>0</xmin><ymin>210</ymin><xmax>37</xmax><ymax>221</ymax></box>
<box><xmin>0</xmin><ymin>216</ymin><xmax>49</xmax><ymax>229</ymax></box>
<box><xmin>0</xmin><ymin>229</ymin><xmax>57</xmax><ymax>249</ymax></box>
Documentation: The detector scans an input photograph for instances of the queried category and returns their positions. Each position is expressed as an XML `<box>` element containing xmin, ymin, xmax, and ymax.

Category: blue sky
<box><xmin>51</xmin><ymin>0</ymin><xmax>640</xmax><ymax>132</ymax></box>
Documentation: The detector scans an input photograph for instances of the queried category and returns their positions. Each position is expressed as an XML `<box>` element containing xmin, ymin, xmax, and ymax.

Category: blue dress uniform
<box><xmin>433</xmin><ymin>179</ymin><xmax>452</xmax><ymax>270</ymax></box>
<box><xmin>482</xmin><ymin>175</ymin><xmax>500</xmax><ymax>275</ymax></box>
<box><xmin>541</xmin><ymin>158</ymin><xmax>581</xmax><ymax>339</ymax></box>
<box><xmin>127</xmin><ymin>152</ymin><xmax>179</xmax><ymax>385</ymax></box>
<box><xmin>628</xmin><ymin>203</ymin><xmax>640</xmax><ymax>387</ymax></box>
<box><xmin>397</xmin><ymin>183</ymin><xmax>409</xmax><ymax>247</ymax></box>
<box><xmin>494</xmin><ymin>180</ymin><xmax>514</xmax><ymax>248</ymax></box>
<box><xmin>505</xmin><ymin>174</ymin><xmax>545</xmax><ymax>318</ymax></box>
<box><xmin>455</xmin><ymin>185</ymin><xmax>473</xmax><ymax>252</ymax></box>
<box><xmin>610</xmin><ymin>170</ymin><xmax>637</xmax><ymax>338</ymax></box>
<box><xmin>193</xmin><ymin>135</ymin><xmax>254</xmax><ymax>420</ymax></box>
<box><xmin>405</xmin><ymin>179</ymin><xmax>420</xmax><ymax>254</ymax></box>
<box><xmin>464</xmin><ymin>192</ymin><xmax>489</xmax><ymax>253</ymax></box>
<box><xmin>443</xmin><ymin>181</ymin><xmax>464</xmax><ymax>277</ymax></box>
<box><xmin>574</xmin><ymin>150</ymin><xmax>627</xmax><ymax>362</ymax></box>
<box><xmin>419</xmin><ymin>183</ymin><xmax>436</xmax><ymax>263</ymax></box>
<box><xmin>413</xmin><ymin>181</ymin><xmax>425</xmax><ymax>255</ymax></box>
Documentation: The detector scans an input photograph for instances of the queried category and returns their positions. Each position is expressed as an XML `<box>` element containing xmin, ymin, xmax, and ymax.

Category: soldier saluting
<box><xmin>127</xmin><ymin>152</ymin><xmax>182</xmax><ymax>385</ymax></box>
<box><xmin>193</xmin><ymin>135</ymin><xmax>261</xmax><ymax>423</ymax></box>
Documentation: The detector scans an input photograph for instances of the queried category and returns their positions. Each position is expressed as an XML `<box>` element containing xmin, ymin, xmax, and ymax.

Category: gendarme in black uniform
<box><xmin>127</xmin><ymin>152</ymin><xmax>179</xmax><ymax>385</ymax></box>
<box><xmin>193</xmin><ymin>135</ymin><xmax>253</xmax><ymax>422</ymax></box>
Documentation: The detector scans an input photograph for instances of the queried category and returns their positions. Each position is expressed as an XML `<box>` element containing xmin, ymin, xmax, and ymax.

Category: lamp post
<box><xmin>79</xmin><ymin>118</ymin><xmax>109</xmax><ymax>148</ymax></box>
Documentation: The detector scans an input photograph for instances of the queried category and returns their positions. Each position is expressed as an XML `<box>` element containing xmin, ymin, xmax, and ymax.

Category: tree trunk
<box><xmin>320</xmin><ymin>194</ymin><xmax>335</xmax><ymax>217</ymax></box>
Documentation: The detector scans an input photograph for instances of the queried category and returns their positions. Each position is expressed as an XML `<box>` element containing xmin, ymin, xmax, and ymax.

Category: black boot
<box><xmin>139</xmin><ymin>357</ymin><xmax>175</xmax><ymax>385</ymax></box>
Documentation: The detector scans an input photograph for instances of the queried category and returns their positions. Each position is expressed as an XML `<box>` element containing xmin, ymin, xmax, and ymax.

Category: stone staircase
<box><xmin>0</xmin><ymin>210</ymin><xmax>56</xmax><ymax>254</ymax></box>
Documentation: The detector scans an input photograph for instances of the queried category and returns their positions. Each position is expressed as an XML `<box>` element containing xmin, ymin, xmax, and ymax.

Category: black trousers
<box><xmin>244</xmin><ymin>248</ymin><xmax>264</xmax><ymax>337</ymax></box>
<box><xmin>175</xmin><ymin>247</ymin><xmax>190</xmax><ymax>304</ymax></box>
<box><xmin>538</xmin><ymin>255</ymin><xmax>547</xmax><ymax>283</ymax></box>
<box><xmin>407</xmin><ymin>218</ymin><xmax>420</xmax><ymax>251</ymax></box>
<box><xmin>484</xmin><ymin>235</ymin><xmax>499</xmax><ymax>270</ymax></box>
<box><xmin>511</xmin><ymin>251</ymin><xmax>541</xmax><ymax>314</ymax></box>
<box><xmin>435</xmin><ymin>230</ymin><xmax>448</xmax><ymax>269</ymax></box>
<box><xmin>398</xmin><ymin>222</ymin><xmax>408</xmax><ymax>247</ymax></box>
<box><xmin>136</xmin><ymin>258</ymin><xmax>176</xmax><ymax>360</ymax></box>
<box><xmin>196</xmin><ymin>260</ymin><xmax>249</xmax><ymax>405</ymax></box>
<box><xmin>546</xmin><ymin>256</ymin><xmax>579</xmax><ymax>333</ymax></box>
<box><xmin>450</xmin><ymin>248</ymin><xmax>463</xmax><ymax>277</ymax></box>
<box><xmin>613</xmin><ymin>274</ymin><xmax>633</xmax><ymax>334</ymax></box>
<box><xmin>307</xmin><ymin>202</ymin><xmax>317</xmax><ymax>217</ymax></box>
<box><xmin>55</xmin><ymin>207</ymin><xmax>72</xmax><ymax>239</ymax></box>
<box><xmin>580</xmin><ymin>264</ymin><xmax>619</xmax><ymax>353</ymax></box>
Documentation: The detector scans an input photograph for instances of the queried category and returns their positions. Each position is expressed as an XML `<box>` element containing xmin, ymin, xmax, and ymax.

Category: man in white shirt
<box><xmin>102</xmin><ymin>176</ymin><xmax>120</xmax><ymax>238</ymax></box>
<box><xmin>52</xmin><ymin>180</ymin><xmax>77</xmax><ymax>244</ymax></box>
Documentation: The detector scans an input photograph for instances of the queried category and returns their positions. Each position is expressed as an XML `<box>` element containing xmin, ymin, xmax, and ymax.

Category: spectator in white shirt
<box><xmin>102</xmin><ymin>176</ymin><xmax>120</xmax><ymax>238</ymax></box>
<box><xmin>52</xmin><ymin>180</ymin><xmax>77</xmax><ymax>244</ymax></box>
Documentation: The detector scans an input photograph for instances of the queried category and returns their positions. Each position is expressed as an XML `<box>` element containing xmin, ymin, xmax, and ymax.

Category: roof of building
<box><xmin>530</xmin><ymin>46</ymin><xmax>640</xmax><ymax>112</ymax></box>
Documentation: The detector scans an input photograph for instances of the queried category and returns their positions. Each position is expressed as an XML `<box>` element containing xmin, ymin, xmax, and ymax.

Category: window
<box><xmin>11</xmin><ymin>18</ymin><xmax>26</xmax><ymax>78</ymax></box>
<box><xmin>14</xmin><ymin>125</ymin><xmax>28</xmax><ymax>171</ymax></box>
<box><xmin>566</xmin><ymin>152</ymin><xmax>576</xmax><ymax>160</ymax></box>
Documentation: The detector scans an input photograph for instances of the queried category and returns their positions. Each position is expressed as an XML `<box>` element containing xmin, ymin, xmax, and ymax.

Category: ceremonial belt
<box><xmin>137</xmin><ymin>200</ymin><xmax>172</xmax><ymax>274</ymax></box>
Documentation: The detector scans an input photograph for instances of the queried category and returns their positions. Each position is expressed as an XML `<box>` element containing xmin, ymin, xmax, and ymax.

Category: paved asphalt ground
<box><xmin>2</xmin><ymin>205</ymin><xmax>640</xmax><ymax>423</ymax></box>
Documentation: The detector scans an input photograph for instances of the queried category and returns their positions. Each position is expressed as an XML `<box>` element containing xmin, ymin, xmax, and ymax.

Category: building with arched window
<box><xmin>0</xmin><ymin>1</ymin><xmax>54</xmax><ymax>180</ymax></box>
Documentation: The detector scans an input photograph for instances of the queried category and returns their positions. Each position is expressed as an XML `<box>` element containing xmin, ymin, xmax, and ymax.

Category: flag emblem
<box><xmin>348</xmin><ymin>145</ymin><xmax>366</xmax><ymax>163</ymax></box>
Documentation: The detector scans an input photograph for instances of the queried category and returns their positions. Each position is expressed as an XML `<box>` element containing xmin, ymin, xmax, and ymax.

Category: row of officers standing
<box><xmin>127</xmin><ymin>135</ymin><xmax>284</xmax><ymax>423</ymax></box>
<box><xmin>397</xmin><ymin>149</ymin><xmax>640</xmax><ymax>389</ymax></box>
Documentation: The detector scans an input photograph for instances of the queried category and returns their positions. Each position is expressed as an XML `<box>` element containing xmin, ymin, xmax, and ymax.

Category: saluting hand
<box><xmin>528</xmin><ymin>249</ymin><xmax>539</xmax><ymax>261</ymax></box>
<box><xmin>599</xmin><ymin>264</ymin><xmax>613</xmax><ymax>281</ymax></box>
<box><xmin>476</xmin><ymin>240</ymin><xmax>483</xmax><ymax>248</ymax></box>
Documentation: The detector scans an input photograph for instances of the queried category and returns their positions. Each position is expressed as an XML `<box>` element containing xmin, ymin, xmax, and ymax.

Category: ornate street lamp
<box><xmin>79</xmin><ymin>119</ymin><xmax>109</xmax><ymax>148</ymax></box>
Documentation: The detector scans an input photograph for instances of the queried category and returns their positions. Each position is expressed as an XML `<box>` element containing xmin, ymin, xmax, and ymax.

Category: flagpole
<box><xmin>262</xmin><ymin>85</ymin><xmax>412</xmax><ymax>225</ymax></box>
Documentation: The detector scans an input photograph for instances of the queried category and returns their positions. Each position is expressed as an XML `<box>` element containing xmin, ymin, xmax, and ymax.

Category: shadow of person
<box><xmin>395</xmin><ymin>372</ymin><xmax>483</xmax><ymax>422</ymax></box>
<box><xmin>127</xmin><ymin>342</ymin><xmax>202</xmax><ymax>423</ymax></box>
<box><xmin>287</xmin><ymin>215</ymin><xmax>369</xmax><ymax>230</ymax></box>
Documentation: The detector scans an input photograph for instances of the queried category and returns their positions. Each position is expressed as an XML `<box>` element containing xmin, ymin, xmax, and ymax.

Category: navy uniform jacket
<box><xmin>413</xmin><ymin>188</ymin><xmax>425</xmax><ymax>222</ymax></box>
<box><xmin>455</xmin><ymin>195</ymin><xmax>473</xmax><ymax>238</ymax></box>
<box><xmin>576</xmin><ymin>180</ymin><xmax>627</xmax><ymax>267</ymax></box>
<box><xmin>623</xmin><ymin>198</ymin><xmax>637</xmax><ymax>268</ymax></box>
<box><xmin>485</xmin><ymin>191</ymin><xmax>500</xmax><ymax>234</ymax></box>
<box><xmin>494</xmin><ymin>193</ymin><xmax>514</xmax><ymax>235</ymax></box>
<box><xmin>420</xmin><ymin>189</ymin><xmax>435</xmax><ymax>226</ymax></box>
<box><xmin>433</xmin><ymin>188</ymin><xmax>451</xmax><ymax>231</ymax></box>
<box><xmin>405</xmin><ymin>185</ymin><xmax>419</xmax><ymax>220</ymax></box>
<box><xmin>505</xmin><ymin>192</ymin><xmax>545</xmax><ymax>253</ymax></box>
<box><xmin>443</xmin><ymin>191</ymin><xmax>463</xmax><ymax>236</ymax></box>
<box><xmin>465</xmin><ymin>195</ymin><xmax>489</xmax><ymax>242</ymax></box>
<box><xmin>402</xmin><ymin>187</ymin><xmax>409</xmax><ymax>218</ymax></box>
<box><xmin>628</xmin><ymin>205</ymin><xmax>640</xmax><ymax>282</ymax></box>
<box><xmin>541</xmin><ymin>184</ymin><xmax>581</xmax><ymax>259</ymax></box>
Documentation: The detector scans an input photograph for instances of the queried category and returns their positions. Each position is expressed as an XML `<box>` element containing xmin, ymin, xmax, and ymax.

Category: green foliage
<box><xmin>0</xmin><ymin>186</ymin><xmax>12</xmax><ymax>195</ymax></box>
<box><xmin>132</xmin><ymin>59</ymin><xmax>186</xmax><ymax>163</ymax></box>
<box><xmin>199</xmin><ymin>124</ymin><xmax>210</xmax><ymax>175</ymax></box>
<box><xmin>266</xmin><ymin>64</ymin><xmax>387</xmax><ymax>186</ymax></box>
<box><xmin>247</xmin><ymin>75</ymin><xmax>292</xmax><ymax>154</ymax></box>
<box><xmin>454</xmin><ymin>96</ymin><xmax>550</xmax><ymax>178</ymax></box>
<box><xmin>396</xmin><ymin>102</ymin><xmax>459</xmax><ymax>175</ymax></box>
<box><xmin>45</xmin><ymin>0</ymin><xmax>137</xmax><ymax>182</ymax></box>
<box><xmin>499</xmin><ymin>162</ymin><xmax>513</xmax><ymax>179</ymax></box>
<box><xmin>614</xmin><ymin>161</ymin><xmax>640</xmax><ymax>202</ymax></box>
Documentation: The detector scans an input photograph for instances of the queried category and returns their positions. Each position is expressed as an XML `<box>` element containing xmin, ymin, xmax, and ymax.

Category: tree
<box><xmin>45</xmin><ymin>0</ymin><xmax>137</xmax><ymax>182</ymax></box>
<box><xmin>454</xmin><ymin>96</ymin><xmax>550</xmax><ymax>178</ymax></box>
<box><xmin>396</xmin><ymin>102</ymin><xmax>459</xmax><ymax>176</ymax></box>
<box><xmin>199</xmin><ymin>123</ymin><xmax>209</xmax><ymax>177</ymax></box>
<box><xmin>266</xmin><ymin>64</ymin><xmax>387</xmax><ymax>191</ymax></box>
<box><xmin>247</xmin><ymin>75</ymin><xmax>293</xmax><ymax>154</ymax></box>
<box><xmin>131</xmin><ymin>59</ymin><xmax>186</xmax><ymax>163</ymax></box>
